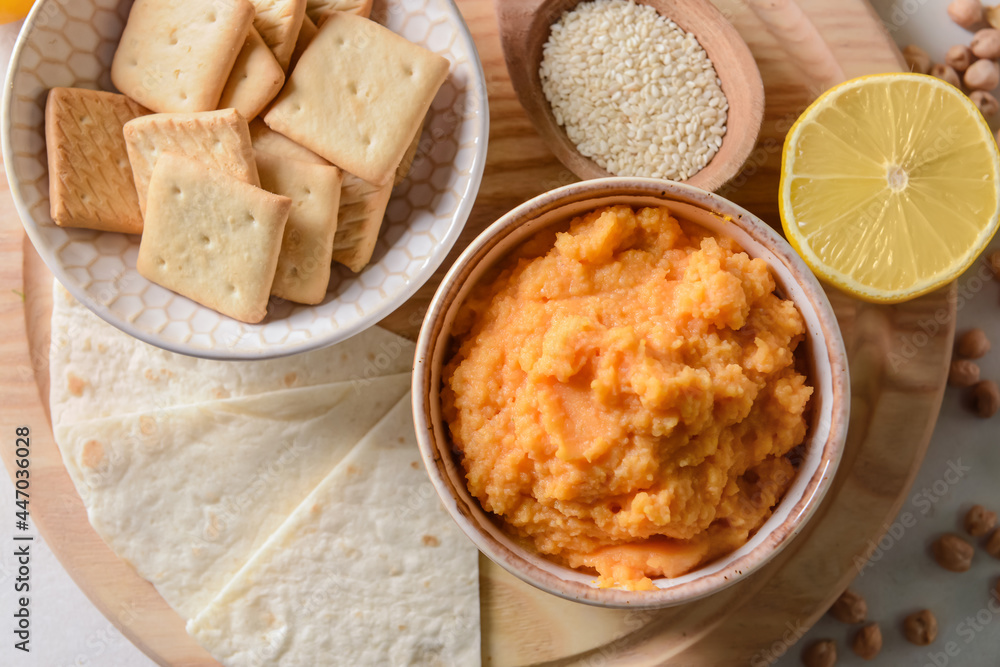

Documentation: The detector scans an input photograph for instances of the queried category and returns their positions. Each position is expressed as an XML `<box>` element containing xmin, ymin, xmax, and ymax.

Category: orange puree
<box><xmin>442</xmin><ymin>206</ymin><xmax>813</xmax><ymax>590</ymax></box>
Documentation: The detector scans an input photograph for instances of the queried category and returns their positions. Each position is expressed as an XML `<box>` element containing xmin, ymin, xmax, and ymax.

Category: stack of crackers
<box><xmin>44</xmin><ymin>0</ymin><xmax>449</xmax><ymax>324</ymax></box>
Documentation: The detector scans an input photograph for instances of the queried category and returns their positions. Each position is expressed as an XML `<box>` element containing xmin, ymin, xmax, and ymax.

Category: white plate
<box><xmin>2</xmin><ymin>0</ymin><xmax>488</xmax><ymax>359</ymax></box>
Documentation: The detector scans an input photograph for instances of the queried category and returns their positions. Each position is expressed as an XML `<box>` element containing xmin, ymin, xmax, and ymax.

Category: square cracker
<box><xmin>124</xmin><ymin>108</ymin><xmax>260</xmax><ymax>215</ymax></box>
<box><xmin>257</xmin><ymin>152</ymin><xmax>343</xmax><ymax>305</ymax></box>
<box><xmin>218</xmin><ymin>27</ymin><xmax>285</xmax><ymax>121</ymax></box>
<box><xmin>289</xmin><ymin>15</ymin><xmax>317</xmax><ymax>70</ymax></box>
<box><xmin>332</xmin><ymin>173</ymin><xmax>393</xmax><ymax>272</ymax></box>
<box><xmin>111</xmin><ymin>0</ymin><xmax>254</xmax><ymax>113</ymax></box>
<box><xmin>395</xmin><ymin>124</ymin><xmax>422</xmax><ymax>186</ymax></box>
<box><xmin>137</xmin><ymin>154</ymin><xmax>291</xmax><ymax>324</ymax></box>
<box><xmin>264</xmin><ymin>13</ymin><xmax>450</xmax><ymax>185</ymax></box>
<box><xmin>249</xmin><ymin>0</ymin><xmax>307</xmax><ymax>71</ymax></box>
<box><xmin>306</xmin><ymin>0</ymin><xmax>373</xmax><ymax>22</ymax></box>
<box><xmin>45</xmin><ymin>87</ymin><xmax>148</xmax><ymax>234</ymax></box>
<box><xmin>250</xmin><ymin>119</ymin><xmax>329</xmax><ymax>165</ymax></box>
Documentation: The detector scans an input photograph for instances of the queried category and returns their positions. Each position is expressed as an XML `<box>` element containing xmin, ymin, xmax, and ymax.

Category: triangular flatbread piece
<box><xmin>54</xmin><ymin>374</ymin><xmax>410</xmax><ymax>619</ymax></box>
<box><xmin>188</xmin><ymin>395</ymin><xmax>481</xmax><ymax>665</ymax></box>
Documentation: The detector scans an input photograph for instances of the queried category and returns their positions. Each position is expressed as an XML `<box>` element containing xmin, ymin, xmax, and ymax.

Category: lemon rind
<box><xmin>778</xmin><ymin>73</ymin><xmax>1000</xmax><ymax>304</ymax></box>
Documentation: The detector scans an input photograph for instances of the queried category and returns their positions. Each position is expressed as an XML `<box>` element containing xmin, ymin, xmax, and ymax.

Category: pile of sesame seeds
<box><xmin>539</xmin><ymin>0</ymin><xmax>729</xmax><ymax>181</ymax></box>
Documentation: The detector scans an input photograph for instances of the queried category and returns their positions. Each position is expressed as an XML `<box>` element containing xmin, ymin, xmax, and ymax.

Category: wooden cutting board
<box><xmin>0</xmin><ymin>0</ymin><xmax>956</xmax><ymax>665</ymax></box>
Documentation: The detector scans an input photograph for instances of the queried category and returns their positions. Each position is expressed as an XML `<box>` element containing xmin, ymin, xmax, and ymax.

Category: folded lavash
<box><xmin>48</xmin><ymin>285</ymin><xmax>481</xmax><ymax>664</ymax></box>
<box><xmin>55</xmin><ymin>373</ymin><xmax>410</xmax><ymax>619</ymax></box>
<box><xmin>49</xmin><ymin>284</ymin><xmax>414</xmax><ymax>425</ymax></box>
<box><xmin>188</xmin><ymin>395</ymin><xmax>481</xmax><ymax>667</ymax></box>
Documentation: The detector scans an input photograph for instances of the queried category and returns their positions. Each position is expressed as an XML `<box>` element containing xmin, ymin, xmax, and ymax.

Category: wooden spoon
<box><xmin>494</xmin><ymin>0</ymin><xmax>766</xmax><ymax>192</ymax></box>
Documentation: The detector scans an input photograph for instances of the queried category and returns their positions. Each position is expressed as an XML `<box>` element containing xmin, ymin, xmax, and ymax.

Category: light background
<box><xmin>0</xmin><ymin>15</ymin><xmax>154</xmax><ymax>667</ymax></box>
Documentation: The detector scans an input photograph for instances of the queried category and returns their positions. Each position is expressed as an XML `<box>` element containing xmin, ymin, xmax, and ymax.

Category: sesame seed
<box><xmin>539</xmin><ymin>0</ymin><xmax>728</xmax><ymax>181</ymax></box>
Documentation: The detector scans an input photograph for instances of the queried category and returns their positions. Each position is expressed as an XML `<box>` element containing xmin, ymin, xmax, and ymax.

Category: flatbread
<box><xmin>123</xmin><ymin>108</ymin><xmax>260</xmax><ymax>214</ymax></box>
<box><xmin>264</xmin><ymin>13</ymin><xmax>450</xmax><ymax>185</ymax></box>
<box><xmin>332</xmin><ymin>172</ymin><xmax>393</xmax><ymax>272</ymax></box>
<box><xmin>111</xmin><ymin>0</ymin><xmax>254</xmax><ymax>113</ymax></box>
<box><xmin>44</xmin><ymin>87</ymin><xmax>149</xmax><ymax>234</ymax></box>
<box><xmin>54</xmin><ymin>374</ymin><xmax>411</xmax><ymax>619</ymax></box>
<box><xmin>249</xmin><ymin>0</ymin><xmax>307</xmax><ymax>71</ymax></box>
<box><xmin>187</xmin><ymin>394</ymin><xmax>481</xmax><ymax>666</ymax></box>
<box><xmin>257</xmin><ymin>152</ymin><xmax>343</xmax><ymax>305</ymax></box>
<box><xmin>48</xmin><ymin>285</ymin><xmax>416</xmax><ymax>426</ymax></box>
<box><xmin>136</xmin><ymin>154</ymin><xmax>291</xmax><ymax>324</ymax></box>
<box><xmin>218</xmin><ymin>27</ymin><xmax>285</xmax><ymax>121</ymax></box>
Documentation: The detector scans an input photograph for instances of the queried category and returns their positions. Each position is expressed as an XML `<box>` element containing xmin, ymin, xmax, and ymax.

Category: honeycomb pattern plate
<box><xmin>2</xmin><ymin>0</ymin><xmax>488</xmax><ymax>359</ymax></box>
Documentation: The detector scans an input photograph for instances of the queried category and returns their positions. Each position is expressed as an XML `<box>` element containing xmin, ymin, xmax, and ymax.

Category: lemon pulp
<box><xmin>780</xmin><ymin>73</ymin><xmax>1000</xmax><ymax>303</ymax></box>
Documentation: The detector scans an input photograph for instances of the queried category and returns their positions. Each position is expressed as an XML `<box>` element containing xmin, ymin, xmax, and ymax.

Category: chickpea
<box><xmin>972</xmin><ymin>28</ymin><xmax>1000</xmax><ymax>58</ymax></box>
<box><xmin>903</xmin><ymin>44</ymin><xmax>933</xmax><ymax>74</ymax></box>
<box><xmin>972</xmin><ymin>380</ymin><xmax>1000</xmax><ymax>418</ymax></box>
<box><xmin>829</xmin><ymin>588</ymin><xmax>867</xmax><ymax>624</ymax></box>
<box><xmin>964</xmin><ymin>58</ymin><xmax>1000</xmax><ymax>90</ymax></box>
<box><xmin>949</xmin><ymin>359</ymin><xmax>981</xmax><ymax>387</ymax></box>
<box><xmin>946</xmin><ymin>44</ymin><xmax>975</xmax><ymax>71</ymax></box>
<box><xmin>802</xmin><ymin>639</ymin><xmax>837</xmax><ymax>667</ymax></box>
<box><xmin>971</xmin><ymin>91</ymin><xmax>1000</xmax><ymax>116</ymax></box>
<box><xmin>957</xmin><ymin>328</ymin><xmax>991</xmax><ymax>358</ymax></box>
<box><xmin>903</xmin><ymin>609</ymin><xmax>938</xmax><ymax>646</ymax></box>
<box><xmin>949</xmin><ymin>0</ymin><xmax>985</xmax><ymax>29</ymax></box>
<box><xmin>933</xmin><ymin>533</ymin><xmax>974</xmax><ymax>571</ymax></box>
<box><xmin>986</xmin><ymin>528</ymin><xmax>1000</xmax><ymax>558</ymax></box>
<box><xmin>932</xmin><ymin>63</ymin><xmax>963</xmax><ymax>88</ymax></box>
<box><xmin>965</xmin><ymin>504</ymin><xmax>997</xmax><ymax>536</ymax></box>
<box><xmin>852</xmin><ymin>623</ymin><xmax>882</xmax><ymax>660</ymax></box>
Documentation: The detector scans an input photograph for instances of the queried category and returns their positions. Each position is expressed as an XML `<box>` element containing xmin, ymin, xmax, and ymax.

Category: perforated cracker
<box><xmin>249</xmin><ymin>0</ymin><xmax>307</xmax><ymax>71</ymax></box>
<box><xmin>124</xmin><ymin>108</ymin><xmax>260</xmax><ymax>214</ymax></box>
<box><xmin>111</xmin><ymin>0</ymin><xmax>255</xmax><ymax>113</ymax></box>
<box><xmin>218</xmin><ymin>27</ymin><xmax>285</xmax><ymax>121</ymax></box>
<box><xmin>289</xmin><ymin>15</ymin><xmax>318</xmax><ymax>70</ymax></box>
<box><xmin>137</xmin><ymin>154</ymin><xmax>291</xmax><ymax>324</ymax></box>
<box><xmin>264</xmin><ymin>13</ymin><xmax>450</xmax><ymax>185</ymax></box>
<box><xmin>250</xmin><ymin>119</ymin><xmax>330</xmax><ymax>165</ymax></box>
<box><xmin>258</xmin><ymin>152</ymin><xmax>343</xmax><ymax>305</ymax></box>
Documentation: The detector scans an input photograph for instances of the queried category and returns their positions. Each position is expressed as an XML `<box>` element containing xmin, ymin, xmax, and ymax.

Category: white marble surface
<box><xmin>0</xmin><ymin>469</ymin><xmax>154</xmax><ymax>665</ymax></box>
<box><xmin>1</xmin><ymin>1</ymin><xmax>999</xmax><ymax>666</ymax></box>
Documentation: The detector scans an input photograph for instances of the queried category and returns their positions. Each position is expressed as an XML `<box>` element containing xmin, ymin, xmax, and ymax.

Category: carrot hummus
<box><xmin>442</xmin><ymin>205</ymin><xmax>814</xmax><ymax>590</ymax></box>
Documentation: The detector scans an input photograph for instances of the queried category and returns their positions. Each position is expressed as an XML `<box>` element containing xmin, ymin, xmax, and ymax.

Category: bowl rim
<box><xmin>1</xmin><ymin>0</ymin><xmax>489</xmax><ymax>361</ymax></box>
<box><xmin>412</xmin><ymin>177</ymin><xmax>850</xmax><ymax>609</ymax></box>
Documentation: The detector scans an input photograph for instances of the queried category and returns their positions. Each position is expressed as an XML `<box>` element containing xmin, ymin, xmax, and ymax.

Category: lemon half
<box><xmin>779</xmin><ymin>73</ymin><xmax>1000</xmax><ymax>303</ymax></box>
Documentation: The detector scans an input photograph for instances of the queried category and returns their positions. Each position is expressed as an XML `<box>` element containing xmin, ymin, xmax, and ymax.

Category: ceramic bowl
<box><xmin>2</xmin><ymin>0</ymin><xmax>487</xmax><ymax>359</ymax></box>
<box><xmin>496</xmin><ymin>0</ymin><xmax>765</xmax><ymax>192</ymax></box>
<box><xmin>412</xmin><ymin>177</ymin><xmax>850</xmax><ymax>609</ymax></box>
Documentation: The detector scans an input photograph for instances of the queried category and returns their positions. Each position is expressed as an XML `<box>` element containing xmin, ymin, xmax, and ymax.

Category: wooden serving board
<box><xmin>0</xmin><ymin>0</ymin><xmax>956</xmax><ymax>665</ymax></box>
